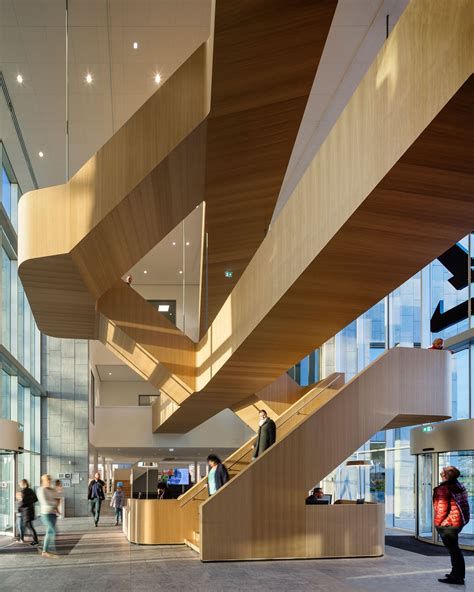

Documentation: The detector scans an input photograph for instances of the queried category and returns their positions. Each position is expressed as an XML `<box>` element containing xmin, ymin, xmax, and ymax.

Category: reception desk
<box><xmin>124</xmin><ymin>497</ymin><xmax>384</xmax><ymax>558</ymax></box>
<box><xmin>200</xmin><ymin>501</ymin><xmax>385</xmax><ymax>561</ymax></box>
<box><xmin>124</xmin><ymin>499</ymin><xmax>184</xmax><ymax>545</ymax></box>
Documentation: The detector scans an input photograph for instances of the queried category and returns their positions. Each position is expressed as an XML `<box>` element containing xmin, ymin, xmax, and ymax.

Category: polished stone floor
<box><xmin>1</xmin><ymin>512</ymin><xmax>473</xmax><ymax>591</ymax></box>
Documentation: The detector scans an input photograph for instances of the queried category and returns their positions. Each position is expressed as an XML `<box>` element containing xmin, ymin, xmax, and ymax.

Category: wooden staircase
<box><xmin>199</xmin><ymin>348</ymin><xmax>451</xmax><ymax>560</ymax></box>
<box><xmin>178</xmin><ymin>372</ymin><xmax>345</xmax><ymax>550</ymax></box>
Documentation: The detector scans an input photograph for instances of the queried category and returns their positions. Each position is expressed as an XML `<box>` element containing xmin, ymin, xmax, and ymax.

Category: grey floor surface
<box><xmin>0</xmin><ymin>510</ymin><xmax>473</xmax><ymax>591</ymax></box>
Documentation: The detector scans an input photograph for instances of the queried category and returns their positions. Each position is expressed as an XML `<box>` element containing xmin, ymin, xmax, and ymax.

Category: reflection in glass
<box><xmin>418</xmin><ymin>454</ymin><xmax>433</xmax><ymax>539</ymax></box>
<box><xmin>438</xmin><ymin>451</ymin><xmax>474</xmax><ymax>547</ymax></box>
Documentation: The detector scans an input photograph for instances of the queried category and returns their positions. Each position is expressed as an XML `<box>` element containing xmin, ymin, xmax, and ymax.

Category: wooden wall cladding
<box><xmin>199</xmin><ymin>348</ymin><xmax>450</xmax><ymax>561</ymax></box>
<box><xmin>18</xmin><ymin>0</ymin><xmax>337</xmax><ymax>339</ymax></box>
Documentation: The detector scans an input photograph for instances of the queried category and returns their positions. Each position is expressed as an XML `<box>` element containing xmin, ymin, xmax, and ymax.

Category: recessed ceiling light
<box><xmin>158</xmin><ymin>304</ymin><xmax>170</xmax><ymax>312</ymax></box>
<box><xmin>133</xmin><ymin>41</ymin><xmax>138</xmax><ymax>49</ymax></box>
<box><xmin>108</xmin><ymin>372</ymin><xmax>112</xmax><ymax>376</ymax></box>
<box><xmin>169</xmin><ymin>448</ymin><xmax>174</xmax><ymax>452</ymax></box>
<box><xmin>154</xmin><ymin>72</ymin><xmax>161</xmax><ymax>85</ymax></box>
<box><xmin>143</xmin><ymin>270</ymin><xmax>147</xmax><ymax>274</ymax></box>
<box><xmin>16</xmin><ymin>74</ymin><xmax>23</xmax><ymax>84</ymax></box>
<box><xmin>172</xmin><ymin>241</ymin><xmax>176</xmax><ymax>246</ymax></box>
<box><xmin>38</xmin><ymin>151</ymin><xmax>44</xmax><ymax>158</ymax></box>
<box><xmin>185</xmin><ymin>241</ymin><xmax>190</xmax><ymax>246</ymax></box>
<box><xmin>85</xmin><ymin>73</ymin><xmax>93</xmax><ymax>84</ymax></box>
<box><xmin>179</xmin><ymin>270</ymin><xmax>183</xmax><ymax>274</ymax></box>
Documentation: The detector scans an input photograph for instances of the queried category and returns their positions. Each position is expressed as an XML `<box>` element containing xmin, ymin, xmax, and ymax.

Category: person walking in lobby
<box><xmin>17</xmin><ymin>479</ymin><xmax>39</xmax><ymax>546</ymax></box>
<box><xmin>88</xmin><ymin>472</ymin><xmax>106</xmax><ymax>527</ymax></box>
<box><xmin>433</xmin><ymin>465</ymin><xmax>470</xmax><ymax>586</ymax></box>
<box><xmin>207</xmin><ymin>454</ymin><xmax>229</xmax><ymax>495</ymax></box>
<box><xmin>252</xmin><ymin>409</ymin><xmax>276</xmax><ymax>459</ymax></box>
<box><xmin>110</xmin><ymin>483</ymin><xmax>125</xmax><ymax>526</ymax></box>
<box><xmin>37</xmin><ymin>474</ymin><xmax>59</xmax><ymax>558</ymax></box>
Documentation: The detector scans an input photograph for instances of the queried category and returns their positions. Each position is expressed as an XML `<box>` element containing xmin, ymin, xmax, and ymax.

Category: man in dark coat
<box><xmin>88</xmin><ymin>472</ymin><xmax>106</xmax><ymax>526</ymax></box>
<box><xmin>253</xmin><ymin>409</ymin><xmax>276</xmax><ymax>459</ymax></box>
<box><xmin>17</xmin><ymin>479</ymin><xmax>38</xmax><ymax>544</ymax></box>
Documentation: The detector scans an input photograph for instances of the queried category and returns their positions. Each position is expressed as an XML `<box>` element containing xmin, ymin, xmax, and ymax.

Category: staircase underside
<box><xmin>19</xmin><ymin>1</ymin><xmax>473</xmax><ymax>434</ymax></box>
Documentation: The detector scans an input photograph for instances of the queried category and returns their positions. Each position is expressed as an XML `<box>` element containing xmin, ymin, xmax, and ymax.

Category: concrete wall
<box><xmin>41</xmin><ymin>337</ymin><xmax>89</xmax><ymax>517</ymax></box>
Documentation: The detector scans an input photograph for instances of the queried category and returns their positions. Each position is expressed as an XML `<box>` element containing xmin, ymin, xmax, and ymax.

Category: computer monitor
<box><xmin>321</xmin><ymin>494</ymin><xmax>332</xmax><ymax>504</ymax></box>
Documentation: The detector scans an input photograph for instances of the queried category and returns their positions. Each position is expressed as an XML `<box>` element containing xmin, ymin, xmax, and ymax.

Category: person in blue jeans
<box><xmin>110</xmin><ymin>484</ymin><xmax>125</xmax><ymax>526</ymax></box>
<box><xmin>88</xmin><ymin>472</ymin><xmax>105</xmax><ymax>527</ymax></box>
<box><xmin>37</xmin><ymin>474</ymin><xmax>59</xmax><ymax>558</ymax></box>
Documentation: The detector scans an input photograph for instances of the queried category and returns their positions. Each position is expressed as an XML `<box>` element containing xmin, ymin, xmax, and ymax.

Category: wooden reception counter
<box><xmin>124</xmin><ymin>499</ymin><xmax>184</xmax><ymax>545</ymax></box>
<box><xmin>124</xmin><ymin>497</ymin><xmax>384</xmax><ymax>559</ymax></box>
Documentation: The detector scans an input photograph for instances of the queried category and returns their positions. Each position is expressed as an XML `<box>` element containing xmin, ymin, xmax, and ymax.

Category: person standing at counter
<box><xmin>305</xmin><ymin>487</ymin><xmax>325</xmax><ymax>505</ymax></box>
<box><xmin>88</xmin><ymin>472</ymin><xmax>106</xmax><ymax>527</ymax></box>
<box><xmin>207</xmin><ymin>454</ymin><xmax>229</xmax><ymax>495</ymax></box>
<box><xmin>157</xmin><ymin>481</ymin><xmax>173</xmax><ymax>499</ymax></box>
<box><xmin>433</xmin><ymin>465</ymin><xmax>470</xmax><ymax>586</ymax></box>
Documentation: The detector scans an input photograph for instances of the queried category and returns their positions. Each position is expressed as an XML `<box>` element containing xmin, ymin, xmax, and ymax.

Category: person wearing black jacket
<box><xmin>17</xmin><ymin>479</ymin><xmax>38</xmax><ymax>545</ymax></box>
<box><xmin>207</xmin><ymin>454</ymin><xmax>229</xmax><ymax>495</ymax></box>
<box><xmin>157</xmin><ymin>481</ymin><xmax>173</xmax><ymax>499</ymax></box>
<box><xmin>253</xmin><ymin>409</ymin><xmax>276</xmax><ymax>459</ymax></box>
<box><xmin>88</xmin><ymin>472</ymin><xmax>105</xmax><ymax>526</ymax></box>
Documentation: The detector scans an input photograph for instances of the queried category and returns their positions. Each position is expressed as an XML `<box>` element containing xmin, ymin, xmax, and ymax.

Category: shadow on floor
<box><xmin>386</xmin><ymin>535</ymin><xmax>474</xmax><ymax>556</ymax></box>
<box><xmin>0</xmin><ymin>534</ymin><xmax>82</xmax><ymax>556</ymax></box>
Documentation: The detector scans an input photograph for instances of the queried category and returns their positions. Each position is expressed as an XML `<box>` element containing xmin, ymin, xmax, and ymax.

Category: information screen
<box><xmin>167</xmin><ymin>468</ymin><xmax>190</xmax><ymax>486</ymax></box>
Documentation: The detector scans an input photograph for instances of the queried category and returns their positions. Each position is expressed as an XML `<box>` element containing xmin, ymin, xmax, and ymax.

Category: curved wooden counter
<box><xmin>125</xmin><ymin>499</ymin><xmax>184</xmax><ymax>545</ymax></box>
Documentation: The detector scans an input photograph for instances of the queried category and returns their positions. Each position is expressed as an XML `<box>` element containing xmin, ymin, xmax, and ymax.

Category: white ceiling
<box><xmin>126</xmin><ymin>201</ymin><xmax>204</xmax><ymax>287</ymax></box>
<box><xmin>0</xmin><ymin>0</ymin><xmax>212</xmax><ymax>191</ymax></box>
<box><xmin>97</xmin><ymin>363</ymin><xmax>144</xmax><ymax>382</ymax></box>
<box><xmin>96</xmin><ymin>446</ymin><xmax>237</xmax><ymax>463</ymax></box>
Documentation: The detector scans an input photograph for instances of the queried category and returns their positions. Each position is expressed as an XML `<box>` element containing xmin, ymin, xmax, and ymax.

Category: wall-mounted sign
<box><xmin>0</xmin><ymin>482</ymin><xmax>8</xmax><ymax>489</ymax></box>
<box><xmin>64</xmin><ymin>473</ymin><xmax>72</xmax><ymax>479</ymax></box>
<box><xmin>61</xmin><ymin>479</ymin><xmax>71</xmax><ymax>488</ymax></box>
<box><xmin>431</xmin><ymin>243</ymin><xmax>474</xmax><ymax>333</ymax></box>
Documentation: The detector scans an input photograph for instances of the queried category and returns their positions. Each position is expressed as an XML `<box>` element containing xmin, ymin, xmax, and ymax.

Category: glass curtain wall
<box><xmin>0</xmin><ymin>142</ymin><xmax>42</xmax><ymax>489</ymax></box>
<box><xmin>296</xmin><ymin>233</ymin><xmax>474</xmax><ymax>531</ymax></box>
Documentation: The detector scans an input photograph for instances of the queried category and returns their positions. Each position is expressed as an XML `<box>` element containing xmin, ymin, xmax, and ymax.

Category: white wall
<box><xmin>100</xmin><ymin>380</ymin><xmax>159</xmax><ymax>406</ymax></box>
<box><xmin>90</xmin><ymin>406</ymin><xmax>253</xmax><ymax>450</ymax></box>
<box><xmin>132</xmin><ymin>283</ymin><xmax>200</xmax><ymax>342</ymax></box>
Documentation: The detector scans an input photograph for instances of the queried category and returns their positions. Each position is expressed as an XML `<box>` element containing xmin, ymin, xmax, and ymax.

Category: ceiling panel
<box><xmin>12</xmin><ymin>0</ymin><xmax>64</xmax><ymax>27</ymax></box>
<box><xmin>97</xmin><ymin>364</ymin><xmax>143</xmax><ymax>382</ymax></box>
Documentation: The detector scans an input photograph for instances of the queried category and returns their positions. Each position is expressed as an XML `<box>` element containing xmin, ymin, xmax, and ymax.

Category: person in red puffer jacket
<box><xmin>433</xmin><ymin>466</ymin><xmax>470</xmax><ymax>586</ymax></box>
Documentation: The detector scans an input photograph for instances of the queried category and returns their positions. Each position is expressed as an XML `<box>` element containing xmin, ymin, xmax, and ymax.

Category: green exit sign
<box><xmin>422</xmin><ymin>426</ymin><xmax>433</xmax><ymax>432</ymax></box>
<box><xmin>224</xmin><ymin>270</ymin><xmax>233</xmax><ymax>278</ymax></box>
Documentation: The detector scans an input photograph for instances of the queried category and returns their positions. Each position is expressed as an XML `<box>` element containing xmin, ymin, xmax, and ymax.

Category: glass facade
<box><xmin>0</xmin><ymin>142</ymin><xmax>42</xmax><ymax>489</ymax></box>
<box><xmin>294</xmin><ymin>233</ymin><xmax>474</xmax><ymax>533</ymax></box>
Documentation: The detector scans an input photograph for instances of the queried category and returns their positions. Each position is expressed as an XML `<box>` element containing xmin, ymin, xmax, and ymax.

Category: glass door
<box><xmin>417</xmin><ymin>453</ymin><xmax>434</xmax><ymax>540</ymax></box>
<box><xmin>0</xmin><ymin>451</ymin><xmax>15</xmax><ymax>535</ymax></box>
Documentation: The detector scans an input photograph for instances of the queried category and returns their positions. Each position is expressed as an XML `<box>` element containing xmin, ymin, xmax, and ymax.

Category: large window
<box><xmin>295</xmin><ymin>233</ymin><xmax>474</xmax><ymax>533</ymax></box>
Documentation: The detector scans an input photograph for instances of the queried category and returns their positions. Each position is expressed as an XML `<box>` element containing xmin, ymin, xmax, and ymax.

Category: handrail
<box><xmin>179</xmin><ymin>373</ymin><xmax>344</xmax><ymax>507</ymax></box>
